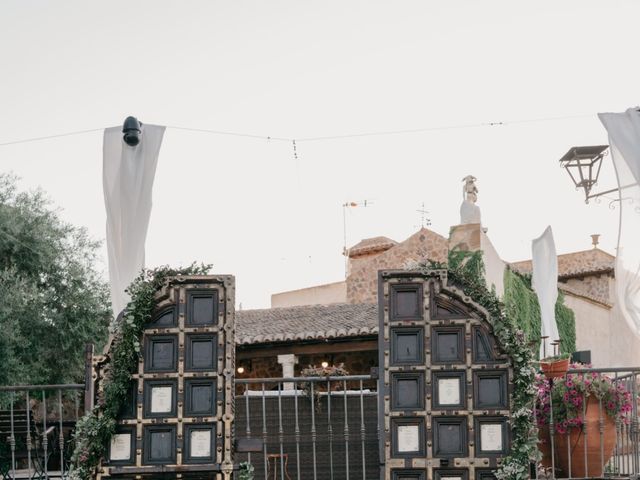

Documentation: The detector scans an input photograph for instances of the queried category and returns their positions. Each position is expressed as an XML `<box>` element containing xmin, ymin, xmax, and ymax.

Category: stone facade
<box><xmin>561</xmin><ymin>274</ymin><xmax>612</xmax><ymax>305</ymax></box>
<box><xmin>346</xmin><ymin>228</ymin><xmax>448</xmax><ymax>304</ymax></box>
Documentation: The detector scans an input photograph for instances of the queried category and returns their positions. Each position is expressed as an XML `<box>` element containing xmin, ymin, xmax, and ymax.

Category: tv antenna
<box><xmin>415</xmin><ymin>202</ymin><xmax>431</xmax><ymax>229</ymax></box>
<box><xmin>342</xmin><ymin>200</ymin><xmax>374</xmax><ymax>277</ymax></box>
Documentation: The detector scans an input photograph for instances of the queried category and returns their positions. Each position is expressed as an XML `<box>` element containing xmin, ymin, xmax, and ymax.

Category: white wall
<box><xmin>271</xmin><ymin>281</ymin><xmax>347</xmax><ymax>308</ymax></box>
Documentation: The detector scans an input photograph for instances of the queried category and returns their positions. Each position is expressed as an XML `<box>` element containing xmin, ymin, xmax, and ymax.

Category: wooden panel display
<box><xmin>186</xmin><ymin>289</ymin><xmax>218</xmax><ymax>326</ymax></box>
<box><xmin>390</xmin><ymin>283</ymin><xmax>423</xmax><ymax>321</ymax></box>
<box><xmin>144</xmin><ymin>335</ymin><xmax>178</xmax><ymax>372</ymax></box>
<box><xmin>184</xmin><ymin>378</ymin><xmax>216</xmax><ymax>416</ymax></box>
<box><xmin>94</xmin><ymin>276</ymin><xmax>236</xmax><ymax>480</ymax></box>
<box><xmin>391</xmin><ymin>372</ymin><xmax>425</xmax><ymax>410</ymax></box>
<box><xmin>392</xmin><ymin>470</ymin><xmax>426</xmax><ymax>480</ymax></box>
<box><xmin>391</xmin><ymin>327</ymin><xmax>424</xmax><ymax>365</ymax></box>
<box><xmin>433</xmin><ymin>417</ymin><xmax>467</xmax><ymax>457</ymax></box>
<box><xmin>473</xmin><ymin>371</ymin><xmax>508</xmax><ymax>409</ymax></box>
<box><xmin>435</xmin><ymin>470</ymin><xmax>469</xmax><ymax>480</ymax></box>
<box><xmin>379</xmin><ymin>270</ymin><xmax>513</xmax><ymax>480</ymax></box>
<box><xmin>185</xmin><ymin>333</ymin><xmax>217</xmax><ymax>371</ymax></box>
<box><xmin>143</xmin><ymin>425</ymin><xmax>177</xmax><ymax>464</ymax></box>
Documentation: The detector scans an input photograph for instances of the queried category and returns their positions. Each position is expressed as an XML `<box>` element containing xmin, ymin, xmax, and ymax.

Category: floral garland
<box><xmin>535</xmin><ymin>363</ymin><xmax>633</xmax><ymax>433</ymax></box>
<box><xmin>69</xmin><ymin>263</ymin><xmax>211</xmax><ymax>480</ymax></box>
<box><xmin>422</xmin><ymin>251</ymin><xmax>538</xmax><ymax>480</ymax></box>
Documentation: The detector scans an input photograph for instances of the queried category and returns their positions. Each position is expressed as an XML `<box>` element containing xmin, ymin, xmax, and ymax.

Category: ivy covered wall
<box><xmin>503</xmin><ymin>268</ymin><xmax>576</xmax><ymax>355</ymax></box>
<box><xmin>448</xmin><ymin>249</ymin><xmax>576</xmax><ymax>356</ymax></box>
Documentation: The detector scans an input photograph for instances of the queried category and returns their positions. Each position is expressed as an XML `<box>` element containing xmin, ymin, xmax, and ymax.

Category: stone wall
<box><xmin>346</xmin><ymin>228</ymin><xmax>448</xmax><ymax>304</ymax></box>
<box><xmin>562</xmin><ymin>274</ymin><xmax>612</xmax><ymax>304</ymax></box>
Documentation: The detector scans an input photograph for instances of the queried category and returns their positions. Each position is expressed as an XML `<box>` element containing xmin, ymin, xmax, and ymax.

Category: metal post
<box><xmin>42</xmin><ymin>390</ymin><xmax>48</xmax><ymax>478</ymax></box>
<box><xmin>245</xmin><ymin>385</ymin><xmax>252</xmax><ymax>466</ymax></box>
<box><xmin>261</xmin><ymin>382</ymin><xmax>268</xmax><ymax>479</ymax></box>
<box><xmin>310</xmin><ymin>382</ymin><xmax>318</xmax><ymax>480</ymax></box>
<box><xmin>327</xmin><ymin>378</ymin><xmax>334</xmax><ymax>480</ymax></box>
<box><xmin>583</xmin><ymin>389</ymin><xmax>588</xmax><ymax>478</ymax></box>
<box><xmin>548</xmin><ymin>378</ymin><xmax>556</xmax><ymax>479</ymax></box>
<box><xmin>359</xmin><ymin>380</ymin><xmax>366</xmax><ymax>480</ymax></box>
<box><xmin>59</xmin><ymin>389</ymin><xmax>65</xmax><ymax>477</ymax></box>
<box><xmin>343</xmin><ymin>379</ymin><xmax>350</xmax><ymax>480</ymax></box>
<box><xmin>277</xmin><ymin>382</ymin><xmax>285</xmax><ymax>480</ymax></box>
<box><xmin>10</xmin><ymin>392</ymin><xmax>16</xmax><ymax>479</ymax></box>
<box><xmin>293</xmin><ymin>381</ymin><xmax>301</xmax><ymax>479</ymax></box>
<box><xmin>599</xmin><ymin>397</ymin><xmax>605</xmax><ymax>474</ymax></box>
<box><xmin>26</xmin><ymin>390</ymin><xmax>32</xmax><ymax>480</ymax></box>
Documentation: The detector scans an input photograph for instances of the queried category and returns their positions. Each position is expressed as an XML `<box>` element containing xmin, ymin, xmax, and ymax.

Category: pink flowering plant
<box><xmin>535</xmin><ymin>363</ymin><xmax>634</xmax><ymax>434</ymax></box>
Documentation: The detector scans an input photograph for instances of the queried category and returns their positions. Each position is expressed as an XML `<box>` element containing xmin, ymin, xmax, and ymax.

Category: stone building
<box><xmin>236</xmin><ymin>182</ymin><xmax>639</xmax><ymax>380</ymax></box>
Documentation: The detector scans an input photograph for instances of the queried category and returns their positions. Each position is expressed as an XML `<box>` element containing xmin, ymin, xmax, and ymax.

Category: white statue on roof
<box><xmin>460</xmin><ymin>175</ymin><xmax>481</xmax><ymax>224</ymax></box>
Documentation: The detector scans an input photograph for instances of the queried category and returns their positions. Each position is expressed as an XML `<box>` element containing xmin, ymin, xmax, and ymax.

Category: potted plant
<box><xmin>535</xmin><ymin>364</ymin><xmax>634</xmax><ymax>477</ymax></box>
<box><xmin>539</xmin><ymin>352</ymin><xmax>571</xmax><ymax>379</ymax></box>
<box><xmin>300</xmin><ymin>363</ymin><xmax>349</xmax><ymax>411</ymax></box>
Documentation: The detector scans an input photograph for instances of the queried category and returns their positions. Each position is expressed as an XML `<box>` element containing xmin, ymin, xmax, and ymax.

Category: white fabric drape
<box><xmin>103</xmin><ymin>124</ymin><xmax>165</xmax><ymax>316</ymax></box>
<box><xmin>599</xmin><ymin>108</ymin><xmax>640</xmax><ymax>337</ymax></box>
<box><xmin>532</xmin><ymin>226</ymin><xmax>560</xmax><ymax>358</ymax></box>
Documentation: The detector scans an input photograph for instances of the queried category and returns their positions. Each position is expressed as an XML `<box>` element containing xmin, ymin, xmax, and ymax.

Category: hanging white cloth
<box><xmin>599</xmin><ymin>108</ymin><xmax>640</xmax><ymax>338</ymax></box>
<box><xmin>103</xmin><ymin>124</ymin><xmax>165</xmax><ymax>317</ymax></box>
<box><xmin>532</xmin><ymin>226</ymin><xmax>560</xmax><ymax>358</ymax></box>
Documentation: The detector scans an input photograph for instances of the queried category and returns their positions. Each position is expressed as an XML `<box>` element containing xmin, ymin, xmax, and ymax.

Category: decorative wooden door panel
<box><xmin>94</xmin><ymin>275</ymin><xmax>235</xmax><ymax>479</ymax></box>
<box><xmin>378</xmin><ymin>270</ymin><xmax>513</xmax><ymax>480</ymax></box>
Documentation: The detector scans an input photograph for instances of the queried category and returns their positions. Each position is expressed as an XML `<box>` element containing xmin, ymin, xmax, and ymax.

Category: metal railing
<box><xmin>234</xmin><ymin>375</ymin><xmax>379</xmax><ymax>480</ymax></box>
<box><xmin>536</xmin><ymin>367</ymin><xmax>640</xmax><ymax>479</ymax></box>
<box><xmin>0</xmin><ymin>384</ymin><xmax>85</xmax><ymax>480</ymax></box>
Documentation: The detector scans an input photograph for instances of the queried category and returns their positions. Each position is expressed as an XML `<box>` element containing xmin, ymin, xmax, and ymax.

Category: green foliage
<box><xmin>69</xmin><ymin>263</ymin><xmax>211</xmax><ymax>480</ymax></box>
<box><xmin>555</xmin><ymin>292</ymin><xmax>576</xmax><ymax>354</ymax></box>
<box><xmin>503</xmin><ymin>269</ymin><xmax>576</xmax><ymax>355</ymax></box>
<box><xmin>238</xmin><ymin>461</ymin><xmax>255</xmax><ymax>480</ymax></box>
<box><xmin>0</xmin><ymin>174</ymin><xmax>111</xmax><ymax>388</ymax></box>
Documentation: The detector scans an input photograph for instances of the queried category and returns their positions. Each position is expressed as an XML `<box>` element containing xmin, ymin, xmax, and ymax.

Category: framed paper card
<box><xmin>190</xmin><ymin>430</ymin><xmax>211</xmax><ymax>458</ymax></box>
<box><xmin>110</xmin><ymin>433</ymin><xmax>131</xmax><ymax>461</ymax></box>
<box><xmin>480</xmin><ymin>423</ymin><xmax>503</xmax><ymax>452</ymax></box>
<box><xmin>151</xmin><ymin>386</ymin><xmax>172</xmax><ymax>413</ymax></box>
<box><xmin>397</xmin><ymin>425</ymin><xmax>420</xmax><ymax>452</ymax></box>
<box><xmin>438</xmin><ymin>378</ymin><xmax>460</xmax><ymax>405</ymax></box>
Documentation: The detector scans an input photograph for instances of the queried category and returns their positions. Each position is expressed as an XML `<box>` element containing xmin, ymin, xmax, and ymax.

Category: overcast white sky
<box><xmin>1</xmin><ymin>1</ymin><xmax>639</xmax><ymax>308</ymax></box>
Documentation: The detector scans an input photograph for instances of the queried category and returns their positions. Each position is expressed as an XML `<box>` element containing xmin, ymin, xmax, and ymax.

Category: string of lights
<box><xmin>0</xmin><ymin>112</ymin><xmax>596</xmax><ymax>148</ymax></box>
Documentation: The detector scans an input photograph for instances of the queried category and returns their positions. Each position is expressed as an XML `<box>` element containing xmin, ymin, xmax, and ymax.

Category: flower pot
<box><xmin>540</xmin><ymin>358</ymin><xmax>570</xmax><ymax>379</ymax></box>
<box><xmin>539</xmin><ymin>396</ymin><xmax>616</xmax><ymax>477</ymax></box>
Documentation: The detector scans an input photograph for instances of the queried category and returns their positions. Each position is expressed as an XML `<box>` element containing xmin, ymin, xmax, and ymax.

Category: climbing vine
<box><xmin>503</xmin><ymin>268</ymin><xmax>576</xmax><ymax>355</ymax></box>
<box><xmin>69</xmin><ymin>263</ymin><xmax>211</xmax><ymax>480</ymax></box>
<box><xmin>421</xmin><ymin>251</ymin><xmax>539</xmax><ymax>480</ymax></box>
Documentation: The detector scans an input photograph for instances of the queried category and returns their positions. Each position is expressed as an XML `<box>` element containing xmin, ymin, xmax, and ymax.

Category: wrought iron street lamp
<box><xmin>559</xmin><ymin>145</ymin><xmax>609</xmax><ymax>203</ymax></box>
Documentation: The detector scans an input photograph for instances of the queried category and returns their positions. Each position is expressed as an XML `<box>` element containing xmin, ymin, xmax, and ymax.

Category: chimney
<box><xmin>591</xmin><ymin>234</ymin><xmax>600</xmax><ymax>249</ymax></box>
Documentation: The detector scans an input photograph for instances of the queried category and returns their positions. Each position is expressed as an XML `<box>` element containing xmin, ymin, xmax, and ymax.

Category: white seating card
<box><xmin>480</xmin><ymin>423</ymin><xmax>503</xmax><ymax>451</ymax></box>
<box><xmin>151</xmin><ymin>386</ymin><xmax>172</xmax><ymax>413</ymax></box>
<box><xmin>438</xmin><ymin>378</ymin><xmax>461</xmax><ymax>405</ymax></box>
<box><xmin>190</xmin><ymin>430</ymin><xmax>211</xmax><ymax>457</ymax></box>
<box><xmin>397</xmin><ymin>424</ymin><xmax>420</xmax><ymax>452</ymax></box>
<box><xmin>110</xmin><ymin>433</ymin><xmax>131</xmax><ymax>461</ymax></box>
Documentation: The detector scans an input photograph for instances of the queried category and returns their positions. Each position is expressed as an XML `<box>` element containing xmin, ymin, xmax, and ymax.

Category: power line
<box><xmin>0</xmin><ymin>112</ymin><xmax>596</xmax><ymax>148</ymax></box>
<box><xmin>0</xmin><ymin>128</ymin><xmax>104</xmax><ymax>147</ymax></box>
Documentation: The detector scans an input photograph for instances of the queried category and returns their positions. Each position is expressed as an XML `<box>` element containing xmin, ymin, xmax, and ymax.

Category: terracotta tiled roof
<box><xmin>236</xmin><ymin>303</ymin><xmax>377</xmax><ymax>345</ymax></box>
<box><xmin>510</xmin><ymin>248</ymin><xmax>615</xmax><ymax>278</ymax></box>
<box><xmin>558</xmin><ymin>283</ymin><xmax>612</xmax><ymax>308</ymax></box>
<box><xmin>348</xmin><ymin>236</ymin><xmax>398</xmax><ymax>257</ymax></box>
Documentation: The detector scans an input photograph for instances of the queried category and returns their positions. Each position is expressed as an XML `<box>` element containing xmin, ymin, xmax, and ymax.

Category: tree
<box><xmin>0</xmin><ymin>174</ymin><xmax>111</xmax><ymax>386</ymax></box>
